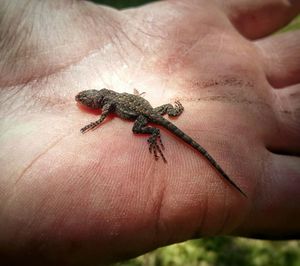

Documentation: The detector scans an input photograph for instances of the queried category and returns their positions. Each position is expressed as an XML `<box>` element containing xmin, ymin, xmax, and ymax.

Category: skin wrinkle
<box><xmin>173</xmin><ymin>30</ymin><xmax>211</xmax><ymax>62</ymax></box>
<box><xmin>3</xmin><ymin>41</ymin><xmax>108</xmax><ymax>87</ymax></box>
<box><xmin>1</xmin><ymin>45</ymin><xmax>91</xmax><ymax>88</ymax></box>
<box><xmin>256</xmin><ymin>31</ymin><xmax>300</xmax><ymax>88</ymax></box>
<box><xmin>265</xmin><ymin>88</ymin><xmax>300</xmax><ymax>156</ymax></box>
<box><xmin>16</xmin><ymin>3</ymin><xmax>36</xmax><ymax>60</ymax></box>
<box><xmin>0</xmin><ymin>85</ymin><xmax>25</xmax><ymax>105</ymax></box>
<box><xmin>112</xmin><ymin>20</ymin><xmax>147</xmax><ymax>72</ymax></box>
<box><xmin>141</xmin><ymin>160</ymin><xmax>167</xmax><ymax>246</ymax></box>
<box><xmin>287</xmin><ymin>89</ymin><xmax>300</xmax><ymax>122</ymax></box>
<box><xmin>3</xmin><ymin>96</ymin><xmax>36</xmax><ymax>119</ymax></box>
<box><xmin>284</xmin><ymin>91</ymin><xmax>300</xmax><ymax>123</ymax></box>
<box><xmin>13</xmin><ymin>135</ymin><xmax>67</xmax><ymax>185</ymax></box>
<box><xmin>130</xmin><ymin>17</ymin><xmax>172</xmax><ymax>58</ymax></box>
<box><xmin>216</xmin><ymin>32</ymin><xmax>225</xmax><ymax>55</ymax></box>
<box><xmin>217</xmin><ymin>189</ymin><xmax>231</xmax><ymax>235</ymax></box>
<box><xmin>274</xmin><ymin>89</ymin><xmax>290</xmax><ymax>118</ymax></box>
<box><xmin>97</xmin><ymin>9</ymin><xmax>123</xmax><ymax>45</ymax></box>
<box><xmin>118</xmin><ymin>18</ymin><xmax>144</xmax><ymax>55</ymax></box>
<box><xmin>153</xmin><ymin>170</ymin><xmax>167</xmax><ymax>246</ymax></box>
<box><xmin>1</xmin><ymin>37</ymin><xmax>104</xmax><ymax>99</ymax></box>
<box><xmin>0</xmin><ymin>1</ymin><xmax>116</xmax><ymax>87</ymax></box>
<box><xmin>30</xmin><ymin>79</ymin><xmax>74</xmax><ymax>113</ymax></box>
<box><xmin>1</xmin><ymin>1</ymin><xmax>38</xmax><ymax>63</ymax></box>
<box><xmin>0</xmin><ymin>134</ymin><xmax>68</xmax><ymax>223</ymax></box>
<box><xmin>0</xmin><ymin>79</ymin><xmax>51</xmax><ymax>118</ymax></box>
<box><xmin>130</xmin><ymin>23</ymin><xmax>168</xmax><ymax>41</ymax></box>
<box><xmin>181</xmin><ymin>35</ymin><xmax>205</xmax><ymax>58</ymax></box>
<box><xmin>0</xmin><ymin>1</ymin><xmax>26</xmax><ymax>50</ymax></box>
<box><xmin>199</xmin><ymin>194</ymin><xmax>208</xmax><ymax>236</ymax></box>
<box><xmin>100</xmin><ymin>18</ymin><xmax>131</xmax><ymax>71</ymax></box>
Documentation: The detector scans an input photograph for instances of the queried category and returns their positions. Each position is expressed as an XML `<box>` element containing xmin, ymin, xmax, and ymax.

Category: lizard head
<box><xmin>75</xmin><ymin>89</ymin><xmax>108</xmax><ymax>109</ymax></box>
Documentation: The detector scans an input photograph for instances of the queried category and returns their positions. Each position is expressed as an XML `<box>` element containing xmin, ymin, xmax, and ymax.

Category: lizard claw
<box><xmin>148</xmin><ymin>136</ymin><xmax>167</xmax><ymax>163</ymax></box>
<box><xmin>157</xmin><ymin>135</ymin><xmax>165</xmax><ymax>150</ymax></box>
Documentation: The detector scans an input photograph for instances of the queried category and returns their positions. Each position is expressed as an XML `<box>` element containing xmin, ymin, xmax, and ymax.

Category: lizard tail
<box><xmin>152</xmin><ymin>115</ymin><xmax>247</xmax><ymax>197</ymax></box>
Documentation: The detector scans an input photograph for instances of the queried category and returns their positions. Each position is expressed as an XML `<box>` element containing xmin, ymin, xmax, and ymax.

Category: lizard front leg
<box><xmin>132</xmin><ymin>115</ymin><xmax>167</xmax><ymax>162</ymax></box>
<box><xmin>153</xmin><ymin>101</ymin><xmax>184</xmax><ymax>117</ymax></box>
<box><xmin>80</xmin><ymin>103</ymin><xmax>112</xmax><ymax>133</ymax></box>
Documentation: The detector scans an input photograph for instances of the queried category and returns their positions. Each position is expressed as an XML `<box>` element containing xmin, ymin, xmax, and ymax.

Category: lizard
<box><xmin>75</xmin><ymin>88</ymin><xmax>247</xmax><ymax>197</ymax></box>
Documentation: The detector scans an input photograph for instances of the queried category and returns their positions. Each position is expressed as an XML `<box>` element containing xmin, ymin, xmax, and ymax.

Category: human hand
<box><xmin>0</xmin><ymin>0</ymin><xmax>299</xmax><ymax>264</ymax></box>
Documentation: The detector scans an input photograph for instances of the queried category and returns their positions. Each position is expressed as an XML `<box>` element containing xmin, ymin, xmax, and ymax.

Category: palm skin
<box><xmin>0</xmin><ymin>0</ymin><xmax>300</xmax><ymax>264</ymax></box>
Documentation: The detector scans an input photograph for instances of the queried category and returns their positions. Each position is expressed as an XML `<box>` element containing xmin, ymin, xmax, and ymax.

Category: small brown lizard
<box><xmin>75</xmin><ymin>88</ymin><xmax>246</xmax><ymax>197</ymax></box>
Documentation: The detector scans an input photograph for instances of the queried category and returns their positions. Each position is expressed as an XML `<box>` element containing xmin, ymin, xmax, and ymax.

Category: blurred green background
<box><xmin>92</xmin><ymin>1</ymin><xmax>300</xmax><ymax>266</ymax></box>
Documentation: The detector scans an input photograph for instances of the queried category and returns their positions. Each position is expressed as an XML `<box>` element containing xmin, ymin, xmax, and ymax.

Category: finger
<box><xmin>266</xmin><ymin>85</ymin><xmax>300</xmax><ymax>154</ymax></box>
<box><xmin>217</xmin><ymin>0</ymin><xmax>300</xmax><ymax>39</ymax></box>
<box><xmin>256</xmin><ymin>31</ymin><xmax>300</xmax><ymax>88</ymax></box>
<box><xmin>242</xmin><ymin>153</ymin><xmax>300</xmax><ymax>238</ymax></box>
<box><xmin>267</xmin><ymin>154</ymin><xmax>300</xmax><ymax>233</ymax></box>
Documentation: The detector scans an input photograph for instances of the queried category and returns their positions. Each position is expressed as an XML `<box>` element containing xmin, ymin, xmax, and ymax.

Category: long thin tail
<box><xmin>153</xmin><ymin>115</ymin><xmax>247</xmax><ymax>197</ymax></box>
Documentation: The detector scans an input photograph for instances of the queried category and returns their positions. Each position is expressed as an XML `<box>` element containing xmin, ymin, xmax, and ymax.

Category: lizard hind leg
<box><xmin>132</xmin><ymin>115</ymin><xmax>167</xmax><ymax>162</ymax></box>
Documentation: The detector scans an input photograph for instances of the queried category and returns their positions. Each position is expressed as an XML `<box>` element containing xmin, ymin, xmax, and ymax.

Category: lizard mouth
<box><xmin>75</xmin><ymin>94</ymin><xmax>80</xmax><ymax>102</ymax></box>
<box><xmin>75</xmin><ymin>94</ymin><xmax>89</xmax><ymax>105</ymax></box>
<box><xmin>75</xmin><ymin>94</ymin><xmax>98</xmax><ymax>109</ymax></box>
<box><xmin>75</xmin><ymin>94</ymin><xmax>82</xmax><ymax>102</ymax></box>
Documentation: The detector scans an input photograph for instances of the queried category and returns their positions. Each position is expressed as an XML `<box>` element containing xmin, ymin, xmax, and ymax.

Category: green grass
<box><xmin>90</xmin><ymin>1</ymin><xmax>300</xmax><ymax>265</ymax></box>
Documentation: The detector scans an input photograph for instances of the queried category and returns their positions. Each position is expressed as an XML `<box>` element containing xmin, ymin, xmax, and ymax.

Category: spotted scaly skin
<box><xmin>75</xmin><ymin>88</ymin><xmax>246</xmax><ymax>197</ymax></box>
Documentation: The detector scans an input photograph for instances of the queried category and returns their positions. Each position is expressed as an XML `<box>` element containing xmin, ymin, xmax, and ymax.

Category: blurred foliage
<box><xmin>90</xmin><ymin>1</ymin><xmax>300</xmax><ymax>265</ymax></box>
<box><xmin>280</xmin><ymin>16</ymin><xmax>300</xmax><ymax>32</ymax></box>
<box><xmin>114</xmin><ymin>237</ymin><xmax>300</xmax><ymax>266</ymax></box>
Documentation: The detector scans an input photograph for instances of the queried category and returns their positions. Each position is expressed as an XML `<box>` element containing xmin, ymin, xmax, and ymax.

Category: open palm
<box><xmin>0</xmin><ymin>0</ymin><xmax>300</xmax><ymax>264</ymax></box>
